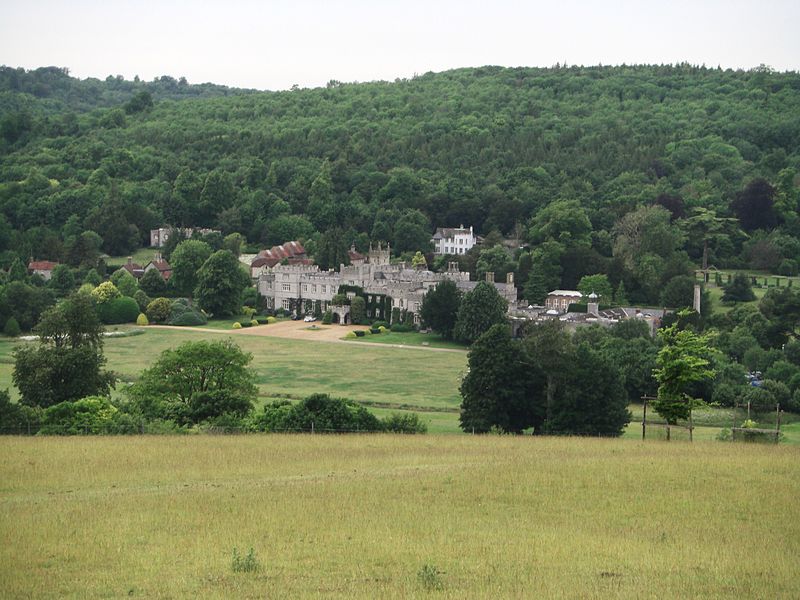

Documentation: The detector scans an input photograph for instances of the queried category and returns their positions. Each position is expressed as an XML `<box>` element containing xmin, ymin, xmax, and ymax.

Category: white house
<box><xmin>431</xmin><ymin>225</ymin><xmax>477</xmax><ymax>256</ymax></box>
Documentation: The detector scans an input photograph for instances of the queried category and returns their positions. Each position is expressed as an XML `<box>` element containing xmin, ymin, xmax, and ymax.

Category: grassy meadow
<box><xmin>0</xmin><ymin>326</ymin><xmax>467</xmax><ymax>431</ymax></box>
<box><xmin>0</xmin><ymin>435</ymin><xmax>798</xmax><ymax>598</ymax></box>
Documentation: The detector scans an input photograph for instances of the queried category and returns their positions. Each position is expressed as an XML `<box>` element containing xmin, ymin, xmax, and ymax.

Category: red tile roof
<box><xmin>28</xmin><ymin>261</ymin><xmax>59</xmax><ymax>271</ymax></box>
<box><xmin>253</xmin><ymin>240</ymin><xmax>307</xmax><ymax>266</ymax></box>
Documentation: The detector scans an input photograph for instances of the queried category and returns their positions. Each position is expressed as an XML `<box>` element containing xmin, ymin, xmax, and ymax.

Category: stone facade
<box><xmin>544</xmin><ymin>290</ymin><xmax>583</xmax><ymax>313</ymax></box>
<box><xmin>150</xmin><ymin>227</ymin><xmax>221</xmax><ymax>248</ymax></box>
<box><xmin>257</xmin><ymin>244</ymin><xmax>516</xmax><ymax>322</ymax></box>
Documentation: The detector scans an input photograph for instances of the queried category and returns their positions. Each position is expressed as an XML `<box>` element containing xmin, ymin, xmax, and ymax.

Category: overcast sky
<box><xmin>2</xmin><ymin>0</ymin><xmax>798</xmax><ymax>91</ymax></box>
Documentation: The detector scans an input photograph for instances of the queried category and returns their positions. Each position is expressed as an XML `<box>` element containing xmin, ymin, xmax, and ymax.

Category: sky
<box><xmin>2</xmin><ymin>0</ymin><xmax>799</xmax><ymax>91</ymax></box>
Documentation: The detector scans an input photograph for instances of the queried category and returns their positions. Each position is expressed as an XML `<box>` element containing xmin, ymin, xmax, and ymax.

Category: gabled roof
<box><xmin>432</xmin><ymin>226</ymin><xmax>473</xmax><ymax>240</ymax></box>
<box><xmin>149</xmin><ymin>259</ymin><xmax>171</xmax><ymax>272</ymax></box>
<box><xmin>121</xmin><ymin>262</ymin><xmax>144</xmax><ymax>276</ymax></box>
<box><xmin>255</xmin><ymin>240</ymin><xmax>307</xmax><ymax>264</ymax></box>
<box><xmin>28</xmin><ymin>260</ymin><xmax>58</xmax><ymax>271</ymax></box>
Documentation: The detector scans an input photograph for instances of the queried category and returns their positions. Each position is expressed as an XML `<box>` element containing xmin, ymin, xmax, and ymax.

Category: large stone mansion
<box><xmin>256</xmin><ymin>243</ymin><xmax>517</xmax><ymax>324</ymax></box>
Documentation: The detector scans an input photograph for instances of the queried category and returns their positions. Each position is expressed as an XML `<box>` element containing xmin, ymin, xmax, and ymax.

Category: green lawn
<box><xmin>104</xmin><ymin>247</ymin><xmax>164</xmax><ymax>271</ymax></box>
<box><xmin>345</xmin><ymin>330</ymin><xmax>468</xmax><ymax>350</ymax></box>
<box><xmin>100</xmin><ymin>328</ymin><xmax>467</xmax><ymax>411</ymax></box>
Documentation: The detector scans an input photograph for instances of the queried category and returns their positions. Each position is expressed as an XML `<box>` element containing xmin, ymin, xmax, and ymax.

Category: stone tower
<box><xmin>368</xmin><ymin>242</ymin><xmax>391</xmax><ymax>266</ymax></box>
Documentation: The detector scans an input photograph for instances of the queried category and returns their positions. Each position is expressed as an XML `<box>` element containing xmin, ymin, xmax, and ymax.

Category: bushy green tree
<box><xmin>170</xmin><ymin>239</ymin><xmax>213</xmax><ymax>296</ymax></box>
<box><xmin>653</xmin><ymin>314</ymin><xmax>716</xmax><ymax>424</ymax></box>
<box><xmin>453</xmin><ymin>281</ymin><xmax>508</xmax><ymax>344</ymax></box>
<box><xmin>39</xmin><ymin>396</ymin><xmax>119</xmax><ymax>435</ymax></box>
<box><xmin>459</xmin><ymin>324</ymin><xmax>543</xmax><ymax>433</ymax></box>
<box><xmin>110</xmin><ymin>268</ymin><xmax>139</xmax><ymax>297</ymax></box>
<box><xmin>139</xmin><ymin>267</ymin><xmax>166</xmax><ymax>296</ymax></box>
<box><xmin>545</xmin><ymin>343</ymin><xmax>630</xmax><ymax>436</ymax></box>
<box><xmin>13</xmin><ymin>294</ymin><xmax>113</xmax><ymax>408</ymax></box>
<box><xmin>350</xmin><ymin>296</ymin><xmax>366</xmax><ymax>324</ymax></box>
<box><xmin>49</xmin><ymin>264</ymin><xmax>75</xmax><ymax>295</ymax></box>
<box><xmin>128</xmin><ymin>340</ymin><xmax>256</xmax><ymax>425</ymax></box>
<box><xmin>194</xmin><ymin>250</ymin><xmax>251</xmax><ymax>316</ymax></box>
<box><xmin>577</xmin><ymin>274</ymin><xmax>613</xmax><ymax>303</ymax></box>
<box><xmin>722</xmin><ymin>273</ymin><xmax>756</xmax><ymax>304</ymax></box>
<box><xmin>420</xmin><ymin>279</ymin><xmax>462</xmax><ymax>340</ymax></box>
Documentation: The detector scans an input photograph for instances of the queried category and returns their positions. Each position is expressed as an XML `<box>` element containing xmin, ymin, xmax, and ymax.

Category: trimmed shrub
<box><xmin>250</xmin><ymin>319</ymin><xmax>259</xmax><ymax>327</ymax></box>
<box><xmin>136</xmin><ymin>313</ymin><xmax>149</xmax><ymax>326</ymax></box>
<box><xmin>378</xmin><ymin>326</ymin><xmax>387</xmax><ymax>333</ymax></box>
<box><xmin>391</xmin><ymin>323</ymin><xmax>414</xmax><ymax>333</ymax></box>
<box><xmin>370</xmin><ymin>327</ymin><xmax>381</xmax><ymax>334</ymax></box>
<box><xmin>266</xmin><ymin>316</ymin><xmax>277</xmax><ymax>324</ymax></box>
<box><xmin>354</xmin><ymin>330</ymin><xmax>366</xmax><ymax>337</ymax></box>
<box><xmin>98</xmin><ymin>296</ymin><xmax>140</xmax><ymax>324</ymax></box>
<box><xmin>91</xmin><ymin>281</ymin><xmax>121</xmax><ymax>305</ymax></box>
<box><xmin>372</xmin><ymin>321</ymin><xmax>389</xmax><ymax>329</ymax></box>
<box><xmin>233</xmin><ymin>322</ymin><xmax>242</xmax><ymax>329</ymax></box>
<box><xmin>256</xmin><ymin>317</ymin><xmax>269</xmax><ymax>325</ymax></box>
<box><xmin>146</xmin><ymin>297</ymin><xmax>172</xmax><ymax>323</ymax></box>
<box><xmin>168</xmin><ymin>311</ymin><xmax>207</xmax><ymax>326</ymax></box>
<box><xmin>3</xmin><ymin>317</ymin><xmax>21</xmax><ymax>337</ymax></box>
<box><xmin>322</xmin><ymin>311</ymin><xmax>333</xmax><ymax>325</ymax></box>
<box><xmin>344</xmin><ymin>331</ymin><xmax>357</xmax><ymax>339</ymax></box>
<box><xmin>133</xmin><ymin>289</ymin><xmax>151</xmax><ymax>312</ymax></box>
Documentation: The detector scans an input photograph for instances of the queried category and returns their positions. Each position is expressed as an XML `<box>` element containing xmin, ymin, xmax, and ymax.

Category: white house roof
<box><xmin>548</xmin><ymin>290</ymin><xmax>583</xmax><ymax>298</ymax></box>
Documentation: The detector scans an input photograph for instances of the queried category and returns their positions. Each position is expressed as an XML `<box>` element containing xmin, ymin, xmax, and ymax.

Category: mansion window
<box><xmin>282</xmin><ymin>284</ymin><xmax>291</xmax><ymax>292</ymax></box>
<box><xmin>302</xmin><ymin>284</ymin><xmax>308</xmax><ymax>292</ymax></box>
<box><xmin>282</xmin><ymin>299</ymin><xmax>291</xmax><ymax>310</ymax></box>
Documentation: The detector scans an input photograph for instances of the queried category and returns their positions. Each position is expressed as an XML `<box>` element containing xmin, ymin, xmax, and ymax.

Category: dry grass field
<box><xmin>1</xmin><ymin>435</ymin><xmax>798</xmax><ymax>598</ymax></box>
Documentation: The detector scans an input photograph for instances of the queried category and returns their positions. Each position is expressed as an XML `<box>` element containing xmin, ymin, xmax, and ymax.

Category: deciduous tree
<box><xmin>453</xmin><ymin>281</ymin><xmax>508</xmax><ymax>344</ymax></box>
<box><xmin>420</xmin><ymin>279</ymin><xmax>462</xmax><ymax>340</ymax></box>
<box><xmin>194</xmin><ymin>250</ymin><xmax>251</xmax><ymax>316</ymax></box>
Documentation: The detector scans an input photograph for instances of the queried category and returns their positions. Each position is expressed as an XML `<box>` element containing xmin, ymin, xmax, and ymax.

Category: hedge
<box><xmin>99</xmin><ymin>296</ymin><xmax>140</xmax><ymax>324</ymax></box>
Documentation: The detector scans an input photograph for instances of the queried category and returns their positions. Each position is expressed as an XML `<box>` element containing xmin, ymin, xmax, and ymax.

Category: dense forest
<box><xmin>0</xmin><ymin>64</ymin><xmax>799</xmax><ymax>308</ymax></box>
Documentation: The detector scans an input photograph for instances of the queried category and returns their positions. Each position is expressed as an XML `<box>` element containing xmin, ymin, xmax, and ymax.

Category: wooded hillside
<box><xmin>1</xmin><ymin>64</ymin><xmax>799</xmax><ymax>303</ymax></box>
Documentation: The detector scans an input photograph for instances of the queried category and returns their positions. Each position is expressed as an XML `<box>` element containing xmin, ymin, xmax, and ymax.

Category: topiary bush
<box><xmin>133</xmin><ymin>289</ymin><xmax>151</xmax><ymax>312</ymax></box>
<box><xmin>322</xmin><ymin>311</ymin><xmax>332</xmax><ymax>325</ymax></box>
<box><xmin>344</xmin><ymin>331</ymin><xmax>357</xmax><ymax>339</ymax></box>
<box><xmin>391</xmin><ymin>323</ymin><xmax>414</xmax><ymax>333</ymax></box>
<box><xmin>370</xmin><ymin>327</ymin><xmax>381</xmax><ymax>334</ymax></box>
<box><xmin>168</xmin><ymin>311</ymin><xmax>207</xmax><ymax>326</ymax></box>
<box><xmin>136</xmin><ymin>313</ymin><xmax>149</xmax><ymax>326</ymax></box>
<box><xmin>98</xmin><ymin>296</ymin><xmax>140</xmax><ymax>324</ymax></box>
<box><xmin>146</xmin><ymin>297</ymin><xmax>172</xmax><ymax>323</ymax></box>
<box><xmin>354</xmin><ymin>330</ymin><xmax>366</xmax><ymax>337</ymax></box>
<box><xmin>256</xmin><ymin>317</ymin><xmax>269</xmax><ymax>325</ymax></box>
<box><xmin>232</xmin><ymin>322</ymin><xmax>242</xmax><ymax>329</ymax></box>
<box><xmin>266</xmin><ymin>316</ymin><xmax>277</xmax><ymax>324</ymax></box>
